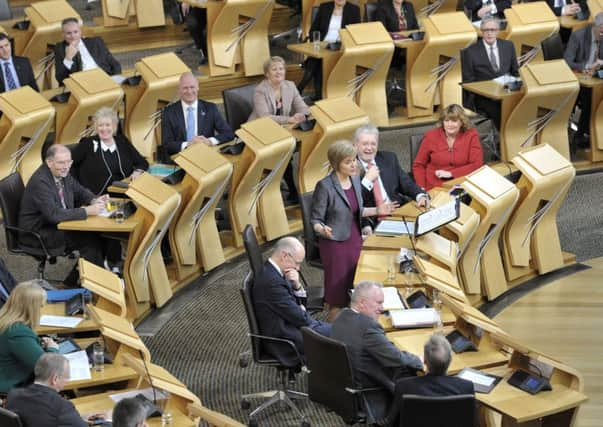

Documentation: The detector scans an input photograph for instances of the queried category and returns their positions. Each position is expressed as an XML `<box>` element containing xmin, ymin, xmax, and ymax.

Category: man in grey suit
<box><xmin>331</xmin><ymin>281</ymin><xmax>423</xmax><ymax>423</ymax></box>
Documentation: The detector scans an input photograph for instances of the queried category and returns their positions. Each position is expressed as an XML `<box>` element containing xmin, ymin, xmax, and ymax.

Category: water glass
<box><xmin>92</xmin><ymin>341</ymin><xmax>104</xmax><ymax>373</ymax></box>
<box><xmin>113</xmin><ymin>200</ymin><xmax>125</xmax><ymax>223</ymax></box>
<box><xmin>312</xmin><ymin>31</ymin><xmax>321</xmax><ymax>51</ymax></box>
<box><xmin>161</xmin><ymin>412</ymin><xmax>173</xmax><ymax>426</ymax></box>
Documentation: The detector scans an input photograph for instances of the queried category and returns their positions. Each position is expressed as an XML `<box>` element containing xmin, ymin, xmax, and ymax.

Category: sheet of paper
<box><xmin>493</xmin><ymin>74</ymin><xmax>520</xmax><ymax>86</ymax></box>
<box><xmin>415</xmin><ymin>199</ymin><xmax>458</xmax><ymax>236</ymax></box>
<box><xmin>390</xmin><ymin>308</ymin><xmax>439</xmax><ymax>328</ymax></box>
<box><xmin>111</xmin><ymin>74</ymin><xmax>127</xmax><ymax>85</ymax></box>
<box><xmin>65</xmin><ymin>350</ymin><xmax>91</xmax><ymax>381</ymax></box>
<box><xmin>39</xmin><ymin>315</ymin><xmax>83</xmax><ymax>328</ymax></box>
<box><xmin>110</xmin><ymin>387</ymin><xmax>169</xmax><ymax>403</ymax></box>
<box><xmin>375</xmin><ymin>219</ymin><xmax>414</xmax><ymax>236</ymax></box>
<box><xmin>458</xmin><ymin>368</ymin><xmax>496</xmax><ymax>387</ymax></box>
<box><xmin>383</xmin><ymin>287</ymin><xmax>405</xmax><ymax>311</ymax></box>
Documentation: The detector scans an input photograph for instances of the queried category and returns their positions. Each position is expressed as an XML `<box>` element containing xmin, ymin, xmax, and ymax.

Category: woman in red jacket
<box><xmin>413</xmin><ymin>104</ymin><xmax>483</xmax><ymax>190</ymax></box>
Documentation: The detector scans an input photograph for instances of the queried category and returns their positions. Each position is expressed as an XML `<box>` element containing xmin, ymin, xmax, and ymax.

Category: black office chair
<box><xmin>0</xmin><ymin>173</ymin><xmax>62</xmax><ymax>279</ymax></box>
<box><xmin>399</xmin><ymin>394</ymin><xmax>476</xmax><ymax>427</ymax></box>
<box><xmin>408</xmin><ymin>133</ymin><xmax>424</xmax><ymax>178</ymax></box>
<box><xmin>0</xmin><ymin>407</ymin><xmax>23</xmax><ymax>427</ymax></box>
<box><xmin>242</xmin><ymin>224</ymin><xmax>264</xmax><ymax>278</ymax></box>
<box><xmin>239</xmin><ymin>272</ymin><xmax>310</xmax><ymax>427</ymax></box>
<box><xmin>302</xmin><ymin>327</ymin><xmax>383</xmax><ymax>425</ymax></box>
<box><xmin>222</xmin><ymin>83</ymin><xmax>257</xmax><ymax>132</ymax></box>
<box><xmin>364</xmin><ymin>2</ymin><xmax>378</xmax><ymax>22</ymax></box>
<box><xmin>541</xmin><ymin>33</ymin><xmax>564</xmax><ymax>61</ymax></box>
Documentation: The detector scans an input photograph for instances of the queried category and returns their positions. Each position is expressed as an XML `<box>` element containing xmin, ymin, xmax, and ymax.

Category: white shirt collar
<box><xmin>268</xmin><ymin>258</ymin><xmax>283</xmax><ymax>276</ymax></box>
<box><xmin>181</xmin><ymin>99</ymin><xmax>198</xmax><ymax>111</ymax></box>
<box><xmin>483</xmin><ymin>39</ymin><xmax>497</xmax><ymax>50</ymax></box>
<box><xmin>100</xmin><ymin>140</ymin><xmax>117</xmax><ymax>153</ymax></box>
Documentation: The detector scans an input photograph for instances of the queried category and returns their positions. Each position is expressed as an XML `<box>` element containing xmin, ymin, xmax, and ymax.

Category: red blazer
<box><xmin>412</xmin><ymin>127</ymin><xmax>483</xmax><ymax>190</ymax></box>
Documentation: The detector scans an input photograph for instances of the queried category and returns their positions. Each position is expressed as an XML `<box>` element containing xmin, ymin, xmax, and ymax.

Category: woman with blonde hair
<box><xmin>0</xmin><ymin>280</ymin><xmax>58</xmax><ymax>392</ymax></box>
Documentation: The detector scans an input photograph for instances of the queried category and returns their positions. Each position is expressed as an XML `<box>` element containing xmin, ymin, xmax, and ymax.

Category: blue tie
<box><xmin>186</xmin><ymin>106</ymin><xmax>195</xmax><ymax>142</ymax></box>
<box><xmin>3</xmin><ymin>62</ymin><xmax>17</xmax><ymax>90</ymax></box>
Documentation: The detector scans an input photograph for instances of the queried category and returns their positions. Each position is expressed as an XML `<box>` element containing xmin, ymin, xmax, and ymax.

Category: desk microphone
<box><xmin>401</xmin><ymin>215</ymin><xmax>418</xmax><ymax>255</ymax></box>
<box><xmin>138</xmin><ymin>349</ymin><xmax>158</xmax><ymax>407</ymax></box>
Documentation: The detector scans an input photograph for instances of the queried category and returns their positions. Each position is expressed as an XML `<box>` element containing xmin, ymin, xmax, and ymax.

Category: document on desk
<box><xmin>110</xmin><ymin>387</ymin><xmax>169</xmax><ymax>403</ymax></box>
<box><xmin>65</xmin><ymin>350</ymin><xmax>91</xmax><ymax>381</ymax></box>
<box><xmin>375</xmin><ymin>219</ymin><xmax>414</xmax><ymax>236</ymax></box>
<box><xmin>415</xmin><ymin>199</ymin><xmax>459</xmax><ymax>237</ymax></box>
<box><xmin>457</xmin><ymin>367</ymin><xmax>500</xmax><ymax>393</ymax></box>
<box><xmin>383</xmin><ymin>287</ymin><xmax>405</xmax><ymax>311</ymax></box>
<box><xmin>390</xmin><ymin>308</ymin><xmax>439</xmax><ymax>328</ymax></box>
<box><xmin>39</xmin><ymin>315</ymin><xmax>83</xmax><ymax>328</ymax></box>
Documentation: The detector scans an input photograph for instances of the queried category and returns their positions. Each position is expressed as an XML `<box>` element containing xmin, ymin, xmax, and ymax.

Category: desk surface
<box><xmin>354</xmin><ymin>249</ymin><xmax>423</xmax><ymax>286</ymax></box>
<box><xmin>462</xmin><ymin>80</ymin><xmax>520</xmax><ymax>101</ymax></box>
<box><xmin>288</xmin><ymin>42</ymin><xmax>342</xmax><ymax>59</ymax></box>
<box><xmin>64</xmin><ymin>363</ymin><xmax>137</xmax><ymax>391</ymax></box>
<box><xmin>58</xmin><ymin>216</ymin><xmax>139</xmax><ymax>232</ymax></box>
<box><xmin>37</xmin><ymin>303</ymin><xmax>99</xmax><ymax>335</ymax></box>
<box><xmin>575</xmin><ymin>72</ymin><xmax>603</xmax><ymax>88</ymax></box>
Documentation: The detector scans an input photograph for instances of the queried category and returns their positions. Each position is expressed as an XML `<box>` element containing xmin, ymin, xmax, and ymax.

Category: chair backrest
<box><xmin>0</xmin><ymin>173</ymin><xmax>25</xmax><ymax>252</ymax></box>
<box><xmin>240</xmin><ymin>272</ymin><xmax>265</xmax><ymax>362</ymax></box>
<box><xmin>399</xmin><ymin>394</ymin><xmax>476</xmax><ymax>427</ymax></box>
<box><xmin>0</xmin><ymin>407</ymin><xmax>23</xmax><ymax>427</ymax></box>
<box><xmin>299</xmin><ymin>192</ymin><xmax>321</xmax><ymax>266</ymax></box>
<box><xmin>222</xmin><ymin>83</ymin><xmax>257</xmax><ymax>131</ymax></box>
<box><xmin>365</xmin><ymin>2</ymin><xmax>378</xmax><ymax>22</ymax></box>
<box><xmin>0</xmin><ymin>0</ymin><xmax>12</xmax><ymax>21</ymax></box>
<box><xmin>409</xmin><ymin>133</ymin><xmax>424</xmax><ymax>176</ymax></box>
<box><xmin>302</xmin><ymin>327</ymin><xmax>360</xmax><ymax>424</ymax></box>
<box><xmin>242</xmin><ymin>224</ymin><xmax>263</xmax><ymax>278</ymax></box>
<box><xmin>541</xmin><ymin>33</ymin><xmax>564</xmax><ymax>61</ymax></box>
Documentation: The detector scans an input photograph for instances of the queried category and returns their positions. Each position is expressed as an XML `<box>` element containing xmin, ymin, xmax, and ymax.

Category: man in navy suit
<box><xmin>461</xmin><ymin>16</ymin><xmax>519</xmax><ymax>129</ymax></box>
<box><xmin>385</xmin><ymin>334</ymin><xmax>475</xmax><ymax>426</ymax></box>
<box><xmin>0</xmin><ymin>33</ymin><xmax>38</xmax><ymax>92</ymax></box>
<box><xmin>252</xmin><ymin>237</ymin><xmax>331</xmax><ymax>367</ymax></box>
<box><xmin>354</xmin><ymin>124</ymin><xmax>428</xmax><ymax>219</ymax></box>
<box><xmin>161</xmin><ymin>72</ymin><xmax>234</xmax><ymax>159</ymax></box>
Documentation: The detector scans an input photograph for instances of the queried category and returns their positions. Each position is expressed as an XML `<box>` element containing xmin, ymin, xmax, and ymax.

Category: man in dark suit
<box><xmin>461</xmin><ymin>16</ymin><xmax>519</xmax><ymax>129</ymax></box>
<box><xmin>331</xmin><ymin>281</ymin><xmax>423</xmax><ymax>423</ymax></box>
<box><xmin>0</xmin><ymin>33</ymin><xmax>38</xmax><ymax>92</ymax></box>
<box><xmin>54</xmin><ymin>17</ymin><xmax>121</xmax><ymax>86</ymax></box>
<box><xmin>385</xmin><ymin>334</ymin><xmax>475</xmax><ymax>426</ymax></box>
<box><xmin>464</xmin><ymin>0</ymin><xmax>511</xmax><ymax>21</ymax></box>
<box><xmin>564</xmin><ymin>13</ymin><xmax>603</xmax><ymax>147</ymax></box>
<box><xmin>252</xmin><ymin>237</ymin><xmax>331</xmax><ymax>367</ymax></box>
<box><xmin>112</xmin><ymin>397</ymin><xmax>149</xmax><ymax>427</ymax></box>
<box><xmin>7</xmin><ymin>353</ymin><xmax>88</xmax><ymax>427</ymax></box>
<box><xmin>18</xmin><ymin>145</ymin><xmax>106</xmax><ymax>286</ymax></box>
<box><xmin>161</xmin><ymin>72</ymin><xmax>234</xmax><ymax>159</ymax></box>
<box><xmin>354</xmin><ymin>124</ymin><xmax>428</xmax><ymax>217</ymax></box>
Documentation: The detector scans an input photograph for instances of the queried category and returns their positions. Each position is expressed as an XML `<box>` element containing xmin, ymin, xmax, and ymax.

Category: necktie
<box><xmin>367</xmin><ymin>162</ymin><xmax>387</xmax><ymax>220</ymax></box>
<box><xmin>57</xmin><ymin>179</ymin><xmax>66</xmax><ymax>209</ymax></box>
<box><xmin>3</xmin><ymin>62</ymin><xmax>17</xmax><ymax>91</ymax></box>
<box><xmin>489</xmin><ymin>45</ymin><xmax>499</xmax><ymax>72</ymax></box>
<box><xmin>186</xmin><ymin>106</ymin><xmax>195</xmax><ymax>142</ymax></box>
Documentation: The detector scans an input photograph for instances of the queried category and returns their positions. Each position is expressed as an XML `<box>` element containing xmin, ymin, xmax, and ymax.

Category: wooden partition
<box><xmin>101</xmin><ymin>0</ymin><xmax>165</xmax><ymax>28</ymax></box>
<box><xmin>79</xmin><ymin>259</ymin><xmax>127</xmax><ymax>318</ymax></box>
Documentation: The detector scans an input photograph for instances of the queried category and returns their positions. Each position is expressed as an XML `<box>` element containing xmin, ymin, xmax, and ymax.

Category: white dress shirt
<box><xmin>63</xmin><ymin>39</ymin><xmax>98</xmax><ymax>71</ymax></box>
<box><xmin>180</xmin><ymin>100</ymin><xmax>219</xmax><ymax>150</ymax></box>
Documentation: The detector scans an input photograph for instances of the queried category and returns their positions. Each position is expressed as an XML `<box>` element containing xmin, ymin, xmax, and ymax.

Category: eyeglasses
<box><xmin>482</xmin><ymin>28</ymin><xmax>498</xmax><ymax>33</ymax></box>
<box><xmin>53</xmin><ymin>159</ymin><xmax>73</xmax><ymax>167</ymax></box>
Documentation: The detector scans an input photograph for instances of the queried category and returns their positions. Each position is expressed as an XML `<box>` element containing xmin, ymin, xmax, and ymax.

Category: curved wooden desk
<box><xmin>80</xmin><ymin>258</ymin><xmax>128</xmax><ymax>318</ymax></box>
<box><xmin>287</xmin><ymin>41</ymin><xmax>342</xmax><ymax>99</ymax></box>
<box><xmin>101</xmin><ymin>0</ymin><xmax>166</xmax><ymax>28</ymax></box>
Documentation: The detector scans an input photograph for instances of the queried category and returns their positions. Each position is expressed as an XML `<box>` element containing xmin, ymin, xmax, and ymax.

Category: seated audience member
<box><xmin>0</xmin><ymin>281</ymin><xmax>58</xmax><ymax>393</ymax></box>
<box><xmin>54</xmin><ymin>17</ymin><xmax>121</xmax><ymax>86</ymax></box>
<box><xmin>312</xmin><ymin>140</ymin><xmax>398</xmax><ymax>321</ymax></box>
<box><xmin>0</xmin><ymin>32</ymin><xmax>38</xmax><ymax>92</ymax></box>
<box><xmin>386</xmin><ymin>334</ymin><xmax>475</xmax><ymax>426</ymax></box>
<box><xmin>7</xmin><ymin>353</ymin><xmax>87</xmax><ymax>427</ymax></box>
<box><xmin>161</xmin><ymin>71</ymin><xmax>234</xmax><ymax>159</ymax></box>
<box><xmin>252</xmin><ymin>237</ymin><xmax>331</xmax><ymax>367</ymax></box>
<box><xmin>331</xmin><ymin>281</ymin><xmax>423</xmax><ymax>423</ymax></box>
<box><xmin>375</xmin><ymin>0</ymin><xmax>418</xmax><ymax>68</ymax></box>
<box><xmin>461</xmin><ymin>16</ymin><xmax>519</xmax><ymax>129</ymax></box>
<box><xmin>464</xmin><ymin>0</ymin><xmax>511</xmax><ymax>21</ymax></box>
<box><xmin>564</xmin><ymin>13</ymin><xmax>603</xmax><ymax>148</ymax></box>
<box><xmin>354</xmin><ymin>124</ymin><xmax>428</xmax><ymax>210</ymax></box>
<box><xmin>179</xmin><ymin>2</ymin><xmax>208</xmax><ymax>65</ymax></box>
<box><xmin>413</xmin><ymin>104</ymin><xmax>483</xmax><ymax>190</ymax></box>
<box><xmin>18</xmin><ymin>144</ymin><xmax>106</xmax><ymax>286</ymax></box>
<box><xmin>112</xmin><ymin>397</ymin><xmax>149</xmax><ymax>427</ymax></box>
<box><xmin>297</xmin><ymin>0</ymin><xmax>361</xmax><ymax>99</ymax></box>
<box><xmin>546</xmin><ymin>0</ymin><xmax>582</xmax><ymax>17</ymax></box>
<box><xmin>72</xmin><ymin>107</ymin><xmax>148</xmax><ymax>195</ymax></box>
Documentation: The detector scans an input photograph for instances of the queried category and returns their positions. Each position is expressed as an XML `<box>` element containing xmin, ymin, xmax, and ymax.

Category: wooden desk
<box><xmin>287</xmin><ymin>42</ymin><xmax>342</xmax><ymax>99</ymax></box>
<box><xmin>58</xmin><ymin>216</ymin><xmax>139</xmax><ymax>233</ymax></box>
<box><xmin>37</xmin><ymin>303</ymin><xmax>99</xmax><ymax>335</ymax></box>
<box><xmin>64</xmin><ymin>363</ymin><xmax>137</xmax><ymax>392</ymax></box>
<box><xmin>354</xmin><ymin>249</ymin><xmax>422</xmax><ymax>286</ymax></box>
<box><xmin>379</xmin><ymin>305</ymin><xmax>456</xmax><ymax>331</ymax></box>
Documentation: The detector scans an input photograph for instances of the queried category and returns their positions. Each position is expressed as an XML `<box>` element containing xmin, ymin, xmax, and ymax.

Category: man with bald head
<box><xmin>161</xmin><ymin>72</ymin><xmax>234</xmax><ymax>159</ymax></box>
<box><xmin>19</xmin><ymin>144</ymin><xmax>106</xmax><ymax>286</ymax></box>
<box><xmin>252</xmin><ymin>236</ymin><xmax>331</xmax><ymax>366</ymax></box>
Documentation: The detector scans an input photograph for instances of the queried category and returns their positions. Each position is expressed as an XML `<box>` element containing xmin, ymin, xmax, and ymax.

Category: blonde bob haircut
<box><xmin>0</xmin><ymin>280</ymin><xmax>46</xmax><ymax>333</ymax></box>
<box><xmin>263</xmin><ymin>56</ymin><xmax>286</xmax><ymax>75</ymax></box>
<box><xmin>327</xmin><ymin>140</ymin><xmax>357</xmax><ymax>171</ymax></box>
<box><xmin>437</xmin><ymin>104</ymin><xmax>471</xmax><ymax>133</ymax></box>
<box><xmin>92</xmin><ymin>107</ymin><xmax>119</xmax><ymax>135</ymax></box>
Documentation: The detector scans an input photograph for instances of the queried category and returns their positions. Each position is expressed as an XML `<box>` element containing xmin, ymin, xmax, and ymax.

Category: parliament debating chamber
<box><xmin>0</xmin><ymin>0</ymin><xmax>601</xmax><ymax>426</ymax></box>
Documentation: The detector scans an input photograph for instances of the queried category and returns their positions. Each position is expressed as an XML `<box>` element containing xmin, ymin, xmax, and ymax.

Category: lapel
<box><xmin>0</xmin><ymin>66</ymin><xmax>5</xmax><ymax>92</ymax></box>
<box><xmin>280</xmin><ymin>83</ymin><xmax>292</xmax><ymax>116</ymax></box>
<box><xmin>374</xmin><ymin>152</ymin><xmax>390</xmax><ymax>190</ymax></box>
<box><xmin>351</xmin><ymin>176</ymin><xmax>362</xmax><ymax>212</ymax></box>
<box><xmin>175</xmin><ymin>103</ymin><xmax>187</xmax><ymax>137</ymax></box>
<box><xmin>197</xmin><ymin>100</ymin><xmax>207</xmax><ymax>136</ymax></box>
<box><xmin>330</xmin><ymin>172</ymin><xmax>351</xmax><ymax>208</ymax></box>
<box><xmin>478</xmin><ymin>40</ymin><xmax>498</xmax><ymax>73</ymax></box>
<box><xmin>267</xmin><ymin>261</ymin><xmax>293</xmax><ymax>293</ymax></box>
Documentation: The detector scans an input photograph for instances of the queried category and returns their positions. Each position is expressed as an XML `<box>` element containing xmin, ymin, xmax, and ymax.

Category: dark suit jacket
<box><xmin>54</xmin><ymin>37</ymin><xmax>121</xmax><ymax>85</ymax></box>
<box><xmin>248</xmin><ymin>79</ymin><xmax>310</xmax><ymax>125</ymax></box>
<box><xmin>161</xmin><ymin>99</ymin><xmax>235</xmax><ymax>156</ymax></box>
<box><xmin>464</xmin><ymin>0</ymin><xmax>511</xmax><ymax>21</ymax></box>
<box><xmin>252</xmin><ymin>261</ymin><xmax>326</xmax><ymax>367</ymax></box>
<box><xmin>18</xmin><ymin>164</ymin><xmax>94</xmax><ymax>254</ymax></box>
<box><xmin>386</xmin><ymin>374</ymin><xmax>475</xmax><ymax>426</ymax></box>
<box><xmin>310</xmin><ymin>173</ymin><xmax>367</xmax><ymax>241</ymax></box>
<box><xmin>360</xmin><ymin>151</ymin><xmax>424</xmax><ymax>208</ymax></box>
<box><xmin>461</xmin><ymin>38</ymin><xmax>519</xmax><ymax>109</ymax></box>
<box><xmin>0</xmin><ymin>56</ymin><xmax>38</xmax><ymax>92</ymax></box>
<box><xmin>310</xmin><ymin>2</ymin><xmax>361</xmax><ymax>40</ymax></box>
<box><xmin>7</xmin><ymin>383</ymin><xmax>87</xmax><ymax>427</ymax></box>
<box><xmin>71</xmin><ymin>134</ymin><xmax>149</xmax><ymax>195</ymax></box>
<box><xmin>331</xmin><ymin>308</ymin><xmax>423</xmax><ymax>421</ymax></box>
<box><xmin>0</xmin><ymin>256</ymin><xmax>16</xmax><ymax>308</ymax></box>
<box><xmin>564</xmin><ymin>25</ymin><xmax>601</xmax><ymax>71</ymax></box>
<box><xmin>375</xmin><ymin>0</ymin><xmax>418</xmax><ymax>32</ymax></box>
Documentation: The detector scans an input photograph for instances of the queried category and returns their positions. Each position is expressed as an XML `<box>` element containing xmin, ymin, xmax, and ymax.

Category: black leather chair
<box><xmin>541</xmin><ymin>33</ymin><xmax>564</xmax><ymax>61</ymax></box>
<box><xmin>399</xmin><ymin>394</ymin><xmax>476</xmax><ymax>427</ymax></box>
<box><xmin>364</xmin><ymin>3</ymin><xmax>378</xmax><ymax>22</ymax></box>
<box><xmin>222</xmin><ymin>83</ymin><xmax>257</xmax><ymax>131</ymax></box>
<box><xmin>242</xmin><ymin>224</ymin><xmax>264</xmax><ymax>278</ymax></box>
<box><xmin>302</xmin><ymin>327</ymin><xmax>383</xmax><ymax>425</ymax></box>
<box><xmin>239</xmin><ymin>272</ymin><xmax>310</xmax><ymax>427</ymax></box>
<box><xmin>0</xmin><ymin>173</ymin><xmax>61</xmax><ymax>279</ymax></box>
<box><xmin>0</xmin><ymin>407</ymin><xmax>23</xmax><ymax>427</ymax></box>
<box><xmin>408</xmin><ymin>133</ymin><xmax>424</xmax><ymax>178</ymax></box>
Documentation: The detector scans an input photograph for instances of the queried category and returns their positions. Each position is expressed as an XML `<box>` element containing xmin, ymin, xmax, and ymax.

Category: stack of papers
<box><xmin>374</xmin><ymin>220</ymin><xmax>414</xmax><ymax>236</ymax></box>
<box><xmin>65</xmin><ymin>351</ymin><xmax>91</xmax><ymax>381</ymax></box>
<box><xmin>383</xmin><ymin>287</ymin><xmax>405</xmax><ymax>311</ymax></box>
<box><xmin>39</xmin><ymin>315</ymin><xmax>83</xmax><ymax>328</ymax></box>
<box><xmin>390</xmin><ymin>308</ymin><xmax>440</xmax><ymax>329</ymax></box>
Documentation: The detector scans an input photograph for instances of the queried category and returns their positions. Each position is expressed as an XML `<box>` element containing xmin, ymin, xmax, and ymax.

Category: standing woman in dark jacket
<box><xmin>71</xmin><ymin>107</ymin><xmax>148</xmax><ymax>196</ymax></box>
<box><xmin>297</xmin><ymin>0</ymin><xmax>361</xmax><ymax>99</ymax></box>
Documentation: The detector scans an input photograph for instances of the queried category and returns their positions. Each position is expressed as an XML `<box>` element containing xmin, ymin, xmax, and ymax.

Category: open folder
<box><xmin>375</xmin><ymin>198</ymin><xmax>460</xmax><ymax>237</ymax></box>
<box><xmin>389</xmin><ymin>308</ymin><xmax>440</xmax><ymax>329</ymax></box>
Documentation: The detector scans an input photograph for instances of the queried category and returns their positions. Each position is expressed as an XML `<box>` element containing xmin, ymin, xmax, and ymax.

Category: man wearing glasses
<box><xmin>252</xmin><ymin>237</ymin><xmax>331</xmax><ymax>367</ymax></box>
<box><xmin>18</xmin><ymin>144</ymin><xmax>106</xmax><ymax>286</ymax></box>
<box><xmin>461</xmin><ymin>16</ymin><xmax>519</xmax><ymax>129</ymax></box>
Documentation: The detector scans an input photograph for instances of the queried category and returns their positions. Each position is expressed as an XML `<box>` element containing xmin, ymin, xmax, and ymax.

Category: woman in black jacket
<box><xmin>375</xmin><ymin>0</ymin><xmax>419</xmax><ymax>68</ymax></box>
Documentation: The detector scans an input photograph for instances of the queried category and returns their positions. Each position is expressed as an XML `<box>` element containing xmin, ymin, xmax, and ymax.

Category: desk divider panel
<box><xmin>79</xmin><ymin>258</ymin><xmax>127</xmax><ymax>318</ymax></box>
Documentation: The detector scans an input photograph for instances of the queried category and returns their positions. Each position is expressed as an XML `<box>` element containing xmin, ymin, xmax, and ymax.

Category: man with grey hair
<box><xmin>7</xmin><ymin>353</ymin><xmax>88</xmax><ymax>427</ymax></box>
<box><xmin>113</xmin><ymin>397</ymin><xmax>148</xmax><ymax>427</ymax></box>
<box><xmin>354</xmin><ymin>124</ymin><xmax>428</xmax><ymax>217</ymax></box>
<box><xmin>384</xmin><ymin>334</ymin><xmax>475</xmax><ymax>426</ymax></box>
<box><xmin>331</xmin><ymin>281</ymin><xmax>423</xmax><ymax>423</ymax></box>
<box><xmin>252</xmin><ymin>236</ymin><xmax>331</xmax><ymax>367</ymax></box>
